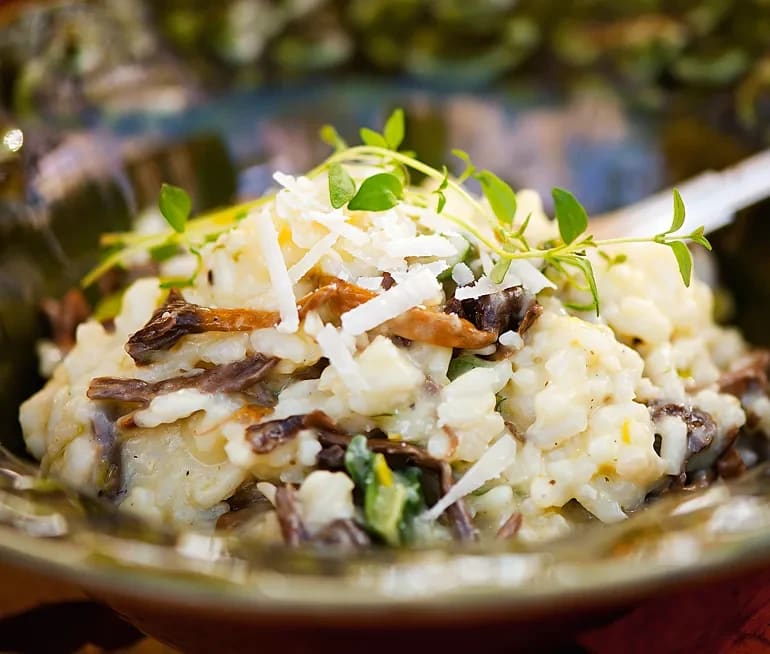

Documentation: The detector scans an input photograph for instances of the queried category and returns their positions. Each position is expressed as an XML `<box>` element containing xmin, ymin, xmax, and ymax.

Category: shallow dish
<box><xmin>3</xmin><ymin>74</ymin><xmax>770</xmax><ymax>651</ymax></box>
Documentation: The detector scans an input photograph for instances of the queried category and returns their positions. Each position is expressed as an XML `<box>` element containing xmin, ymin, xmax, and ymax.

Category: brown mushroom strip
<box><xmin>716</xmin><ymin>445</ymin><xmax>747</xmax><ymax>479</ymax></box>
<box><xmin>650</xmin><ymin>402</ymin><xmax>717</xmax><ymax>455</ymax></box>
<box><xmin>445</xmin><ymin>285</ymin><xmax>543</xmax><ymax>339</ymax></box>
<box><xmin>315</xmin><ymin>519</ymin><xmax>372</xmax><ymax>548</ymax></box>
<box><xmin>719</xmin><ymin>349</ymin><xmax>770</xmax><ymax>397</ymax></box>
<box><xmin>247</xmin><ymin>415</ymin><xmax>306</xmax><ymax>453</ymax></box>
<box><xmin>274</xmin><ymin>484</ymin><xmax>309</xmax><ymax>546</ymax></box>
<box><xmin>127</xmin><ymin>278</ymin><xmax>495</xmax><ymax>364</ymax></box>
<box><xmin>216</xmin><ymin>480</ymin><xmax>274</xmax><ymax>531</ymax></box>
<box><xmin>301</xmin><ymin>277</ymin><xmax>497</xmax><ymax>349</ymax></box>
<box><xmin>40</xmin><ymin>288</ymin><xmax>91</xmax><ymax>352</ymax></box>
<box><xmin>87</xmin><ymin>354</ymin><xmax>278</xmax><ymax>408</ymax></box>
<box><xmin>496</xmin><ymin>512</ymin><xmax>523</xmax><ymax>540</ymax></box>
<box><xmin>126</xmin><ymin>290</ymin><xmax>280</xmax><ymax>364</ymax></box>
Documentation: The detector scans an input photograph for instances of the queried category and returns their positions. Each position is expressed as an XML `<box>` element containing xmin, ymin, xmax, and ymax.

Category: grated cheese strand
<box><xmin>383</xmin><ymin>235</ymin><xmax>458</xmax><ymax>258</ymax></box>
<box><xmin>288</xmin><ymin>232</ymin><xmax>339</xmax><ymax>283</ymax></box>
<box><xmin>315</xmin><ymin>323</ymin><xmax>369</xmax><ymax>391</ymax></box>
<box><xmin>341</xmin><ymin>268</ymin><xmax>441</xmax><ymax>336</ymax></box>
<box><xmin>422</xmin><ymin>434</ymin><xmax>517</xmax><ymax>522</ymax></box>
<box><xmin>253</xmin><ymin>208</ymin><xmax>299</xmax><ymax>333</ymax></box>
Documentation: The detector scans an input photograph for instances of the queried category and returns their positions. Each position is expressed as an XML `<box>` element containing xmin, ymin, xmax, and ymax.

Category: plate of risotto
<box><xmin>6</xmin><ymin>105</ymin><xmax>770</xmax><ymax>651</ymax></box>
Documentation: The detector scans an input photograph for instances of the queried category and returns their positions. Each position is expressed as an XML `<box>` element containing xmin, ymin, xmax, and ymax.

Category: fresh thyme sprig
<box><xmin>82</xmin><ymin>108</ymin><xmax>711</xmax><ymax>316</ymax></box>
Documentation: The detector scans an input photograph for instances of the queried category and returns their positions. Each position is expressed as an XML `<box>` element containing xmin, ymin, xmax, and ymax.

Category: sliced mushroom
<box><xmin>40</xmin><ymin>288</ymin><xmax>91</xmax><ymax>352</ymax></box>
<box><xmin>719</xmin><ymin>349</ymin><xmax>770</xmax><ymax>397</ymax></box>
<box><xmin>88</xmin><ymin>354</ymin><xmax>278</xmax><ymax>408</ymax></box>
<box><xmin>274</xmin><ymin>484</ymin><xmax>309</xmax><ymax>546</ymax></box>
<box><xmin>126</xmin><ymin>290</ymin><xmax>279</xmax><ymax>365</ymax></box>
<box><xmin>249</xmin><ymin>411</ymin><xmax>478</xmax><ymax>542</ymax></box>
<box><xmin>445</xmin><ymin>285</ymin><xmax>542</xmax><ymax>339</ymax></box>
<box><xmin>650</xmin><ymin>402</ymin><xmax>718</xmax><ymax>456</ymax></box>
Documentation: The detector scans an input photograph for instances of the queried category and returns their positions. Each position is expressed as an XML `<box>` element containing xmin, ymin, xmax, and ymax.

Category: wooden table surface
<box><xmin>2</xmin><ymin>561</ymin><xmax>770</xmax><ymax>653</ymax></box>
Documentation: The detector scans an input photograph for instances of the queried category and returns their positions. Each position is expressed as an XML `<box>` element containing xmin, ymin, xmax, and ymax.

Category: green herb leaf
<box><xmin>689</xmin><ymin>226</ymin><xmax>713</xmax><ymax>251</ymax></box>
<box><xmin>433</xmin><ymin>165</ymin><xmax>449</xmax><ymax>213</ymax></box>
<box><xmin>159</xmin><ymin>183</ymin><xmax>192</xmax><ymax>234</ymax></box>
<box><xmin>328</xmin><ymin>162</ymin><xmax>356</xmax><ymax>209</ymax></box>
<box><xmin>476</xmin><ymin>170</ymin><xmax>517</xmax><ymax>226</ymax></box>
<box><xmin>552</xmin><ymin>188</ymin><xmax>589</xmax><ymax>245</ymax></box>
<box><xmin>344</xmin><ymin>436</ymin><xmax>425</xmax><ymax>546</ymax></box>
<box><xmin>348</xmin><ymin>173</ymin><xmax>404</xmax><ymax>211</ymax></box>
<box><xmin>490</xmin><ymin>256</ymin><xmax>512</xmax><ymax>284</ymax></box>
<box><xmin>451</xmin><ymin>148</ymin><xmax>477</xmax><ymax>182</ymax></box>
<box><xmin>670</xmin><ymin>188</ymin><xmax>686</xmax><ymax>233</ymax></box>
<box><xmin>149</xmin><ymin>241</ymin><xmax>181</xmax><ymax>263</ymax></box>
<box><xmin>447</xmin><ymin>354</ymin><xmax>495</xmax><ymax>380</ymax></box>
<box><xmin>320</xmin><ymin>124</ymin><xmax>347</xmax><ymax>152</ymax></box>
<box><xmin>360</xmin><ymin>127</ymin><xmax>388</xmax><ymax>149</ymax></box>
<box><xmin>383</xmin><ymin>108</ymin><xmax>405</xmax><ymax>150</ymax></box>
<box><xmin>365</xmin><ymin>467</ymin><xmax>407</xmax><ymax>546</ymax></box>
<box><xmin>92</xmin><ymin>291</ymin><xmax>124</xmax><ymax>322</ymax></box>
<box><xmin>562</xmin><ymin>255</ymin><xmax>600</xmax><ymax>315</ymax></box>
<box><xmin>667</xmin><ymin>240</ymin><xmax>693</xmax><ymax>287</ymax></box>
<box><xmin>345</xmin><ymin>435</ymin><xmax>373</xmax><ymax>488</ymax></box>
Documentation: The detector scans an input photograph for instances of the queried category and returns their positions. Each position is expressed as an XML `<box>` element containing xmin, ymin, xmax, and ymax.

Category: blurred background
<box><xmin>3</xmin><ymin>0</ymin><xmax>770</xmax><ymax>449</ymax></box>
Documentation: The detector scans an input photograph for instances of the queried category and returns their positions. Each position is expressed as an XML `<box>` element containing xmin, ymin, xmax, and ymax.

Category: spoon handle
<box><xmin>592</xmin><ymin>148</ymin><xmax>770</xmax><ymax>239</ymax></box>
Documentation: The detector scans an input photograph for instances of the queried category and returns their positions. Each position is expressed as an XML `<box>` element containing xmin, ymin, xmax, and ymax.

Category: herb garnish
<box><xmin>83</xmin><ymin>108</ymin><xmax>711</xmax><ymax>315</ymax></box>
<box><xmin>344</xmin><ymin>435</ymin><xmax>424</xmax><ymax>546</ymax></box>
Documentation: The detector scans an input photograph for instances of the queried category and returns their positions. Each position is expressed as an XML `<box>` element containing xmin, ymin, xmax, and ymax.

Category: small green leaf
<box><xmin>433</xmin><ymin>165</ymin><xmax>449</xmax><ymax>213</ymax></box>
<box><xmin>689</xmin><ymin>226</ymin><xmax>713</xmax><ymax>251</ymax></box>
<box><xmin>435</xmin><ymin>192</ymin><xmax>446</xmax><ymax>213</ymax></box>
<box><xmin>149</xmin><ymin>241</ymin><xmax>180</xmax><ymax>263</ymax></box>
<box><xmin>562</xmin><ymin>255</ymin><xmax>600</xmax><ymax>315</ymax></box>
<box><xmin>438</xmin><ymin>165</ymin><xmax>449</xmax><ymax>190</ymax></box>
<box><xmin>670</xmin><ymin>188</ymin><xmax>686</xmax><ymax>233</ymax></box>
<box><xmin>344</xmin><ymin>435</ymin><xmax>373</xmax><ymax>488</ymax></box>
<box><xmin>383</xmin><ymin>108</ymin><xmax>405</xmax><ymax>150</ymax></box>
<box><xmin>668</xmin><ymin>240</ymin><xmax>693</xmax><ymax>287</ymax></box>
<box><xmin>447</xmin><ymin>355</ymin><xmax>495</xmax><ymax>380</ymax></box>
<box><xmin>319</xmin><ymin>124</ymin><xmax>347</xmax><ymax>152</ymax></box>
<box><xmin>92</xmin><ymin>291</ymin><xmax>124</xmax><ymax>322</ymax></box>
<box><xmin>348</xmin><ymin>173</ymin><xmax>404</xmax><ymax>211</ymax></box>
<box><xmin>451</xmin><ymin>148</ymin><xmax>477</xmax><ymax>182</ymax></box>
<box><xmin>490</xmin><ymin>256</ymin><xmax>512</xmax><ymax>284</ymax></box>
<box><xmin>159</xmin><ymin>183</ymin><xmax>192</xmax><ymax>234</ymax></box>
<box><xmin>552</xmin><ymin>188</ymin><xmax>589</xmax><ymax>245</ymax></box>
<box><xmin>360</xmin><ymin>127</ymin><xmax>388</xmax><ymax>148</ymax></box>
<box><xmin>476</xmin><ymin>170</ymin><xmax>517</xmax><ymax>226</ymax></box>
<box><xmin>328</xmin><ymin>163</ymin><xmax>356</xmax><ymax>209</ymax></box>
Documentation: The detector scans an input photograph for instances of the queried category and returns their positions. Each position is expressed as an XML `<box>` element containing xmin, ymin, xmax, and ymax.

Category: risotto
<box><xmin>18</xmin><ymin>111</ymin><xmax>769</xmax><ymax>547</ymax></box>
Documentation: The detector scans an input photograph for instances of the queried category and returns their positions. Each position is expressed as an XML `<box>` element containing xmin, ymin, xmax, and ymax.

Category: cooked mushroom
<box><xmin>650</xmin><ymin>402</ymin><xmax>718</xmax><ymax>455</ymax></box>
<box><xmin>274</xmin><ymin>484</ymin><xmax>309</xmax><ymax>546</ymax></box>
<box><xmin>248</xmin><ymin>411</ymin><xmax>478</xmax><ymax>542</ymax></box>
<box><xmin>445</xmin><ymin>285</ymin><xmax>542</xmax><ymax>338</ymax></box>
<box><xmin>88</xmin><ymin>354</ymin><xmax>278</xmax><ymax>407</ymax></box>
<box><xmin>40</xmin><ymin>288</ymin><xmax>91</xmax><ymax>352</ymax></box>
<box><xmin>719</xmin><ymin>349</ymin><xmax>770</xmax><ymax>397</ymax></box>
<box><xmin>126</xmin><ymin>290</ymin><xmax>279</xmax><ymax>364</ymax></box>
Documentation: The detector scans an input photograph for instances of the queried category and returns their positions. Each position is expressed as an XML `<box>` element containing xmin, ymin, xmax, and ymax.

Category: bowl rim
<box><xmin>2</xmin><ymin>518</ymin><xmax>770</xmax><ymax>619</ymax></box>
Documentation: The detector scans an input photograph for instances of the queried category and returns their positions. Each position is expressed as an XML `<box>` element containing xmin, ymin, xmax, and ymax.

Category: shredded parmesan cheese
<box><xmin>422</xmin><ymin>434</ymin><xmax>517</xmax><ymax>522</ymax></box>
<box><xmin>383</xmin><ymin>235</ymin><xmax>458</xmax><ymax>258</ymax></box>
<box><xmin>315</xmin><ymin>323</ymin><xmax>369</xmax><ymax>391</ymax></box>
<box><xmin>288</xmin><ymin>232</ymin><xmax>338</xmax><ymax>283</ymax></box>
<box><xmin>341</xmin><ymin>269</ymin><xmax>441</xmax><ymax>336</ymax></box>
<box><xmin>253</xmin><ymin>208</ymin><xmax>299</xmax><ymax>333</ymax></box>
<box><xmin>456</xmin><ymin>260</ymin><xmax>554</xmax><ymax>301</ymax></box>
<box><xmin>452</xmin><ymin>263</ymin><xmax>474</xmax><ymax>286</ymax></box>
